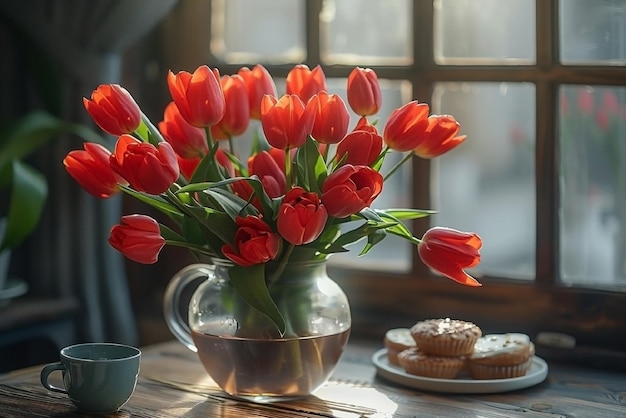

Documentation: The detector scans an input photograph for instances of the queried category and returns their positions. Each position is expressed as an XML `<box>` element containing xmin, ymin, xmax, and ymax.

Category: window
<box><xmin>158</xmin><ymin>0</ymin><xmax>626</xmax><ymax>356</ymax></box>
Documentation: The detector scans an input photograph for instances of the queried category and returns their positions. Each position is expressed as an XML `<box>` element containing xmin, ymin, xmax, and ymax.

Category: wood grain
<box><xmin>0</xmin><ymin>340</ymin><xmax>624</xmax><ymax>418</ymax></box>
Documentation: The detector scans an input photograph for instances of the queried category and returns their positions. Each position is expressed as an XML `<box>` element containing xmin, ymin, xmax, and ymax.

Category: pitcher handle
<box><xmin>163</xmin><ymin>263</ymin><xmax>215</xmax><ymax>352</ymax></box>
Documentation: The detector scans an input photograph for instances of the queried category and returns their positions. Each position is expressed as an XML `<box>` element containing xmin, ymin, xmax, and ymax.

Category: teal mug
<box><xmin>40</xmin><ymin>343</ymin><xmax>141</xmax><ymax>414</ymax></box>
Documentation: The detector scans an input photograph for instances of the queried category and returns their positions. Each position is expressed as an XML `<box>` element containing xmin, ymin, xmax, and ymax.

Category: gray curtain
<box><xmin>0</xmin><ymin>0</ymin><xmax>177</xmax><ymax>344</ymax></box>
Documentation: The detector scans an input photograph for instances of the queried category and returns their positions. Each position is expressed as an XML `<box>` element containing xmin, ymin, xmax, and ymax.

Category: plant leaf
<box><xmin>119</xmin><ymin>185</ymin><xmax>183</xmax><ymax>222</ymax></box>
<box><xmin>377</xmin><ymin>208</ymin><xmax>436</xmax><ymax>220</ymax></box>
<box><xmin>0</xmin><ymin>111</ymin><xmax>103</xmax><ymax>169</ymax></box>
<box><xmin>0</xmin><ymin>160</ymin><xmax>47</xmax><ymax>251</ymax></box>
<box><xmin>359</xmin><ymin>229</ymin><xmax>387</xmax><ymax>256</ymax></box>
<box><xmin>295</xmin><ymin>136</ymin><xmax>327</xmax><ymax>193</ymax></box>
<box><xmin>228</xmin><ymin>264</ymin><xmax>286</xmax><ymax>336</ymax></box>
<box><xmin>183</xmin><ymin>206</ymin><xmax>237</xmax><ymax>247</ymax></box>
<box><xmin>190</xmin><ymin>142</ymin><xmax>226</xmax><ymax>183</ymax></box>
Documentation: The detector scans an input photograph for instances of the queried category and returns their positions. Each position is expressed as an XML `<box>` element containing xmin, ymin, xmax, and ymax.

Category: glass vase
<box><xmin>163</xmin><ymin>258</ymin><xmax>351</xmax><ymax>403</ymax></box>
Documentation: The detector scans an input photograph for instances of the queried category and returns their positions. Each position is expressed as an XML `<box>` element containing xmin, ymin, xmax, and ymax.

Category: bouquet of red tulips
<box><xmin>64</xmin><ymin>64</ymin><xmax>482</xmax><ymax>335</ymax></box>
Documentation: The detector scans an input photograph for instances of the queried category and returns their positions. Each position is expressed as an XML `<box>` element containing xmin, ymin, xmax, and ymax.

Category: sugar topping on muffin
<box><xmin>410</xmin><ymin>318</ymin><xmax>482</xmax><ymax>357</ymax></box>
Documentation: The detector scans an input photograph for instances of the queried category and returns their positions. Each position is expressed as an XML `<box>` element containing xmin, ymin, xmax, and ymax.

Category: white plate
<box><xmin>372</xmin><ymin>348</ymin><xmax>548</xmax><ymax>394</ymax></box>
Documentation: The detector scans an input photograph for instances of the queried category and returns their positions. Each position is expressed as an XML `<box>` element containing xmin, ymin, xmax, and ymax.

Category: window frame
<box><xmin>155</xmin><ymin>0</ymin><xmax>626</xmax><ymax>357</ymax></box>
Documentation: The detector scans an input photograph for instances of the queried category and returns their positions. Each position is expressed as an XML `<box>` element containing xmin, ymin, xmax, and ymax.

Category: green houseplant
<box><xmin>0</xmin><ymin>111</ymin><xmax>99</xmax><ymax>290</ymax></box>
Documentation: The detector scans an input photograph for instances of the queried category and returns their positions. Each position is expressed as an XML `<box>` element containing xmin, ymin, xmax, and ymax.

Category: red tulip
<box><xmin>249</xmin><ymin>150</ymin><xmax>287</xmax><ymax>198</ymax></box>
<box><xmin>418</xmin><ymin>227</ymin><xmax>482</xmax><ymax>287</ymax></box>
<box><xmin>413</xmin><ymin>115</ymin><xmax>467</xmax><ymax>159</ymax></box>
<box><xmin>286</xmin><ymin>64</ymin><xmax>327</xmax><ymax>102</ymax></box>
<box><xmin>265</xmin><ymin>147</ymin><xmax>290</xmax><ymax>171</ymax></box>
<box><xmin>260</xmin><ymin>94</ymin><xmax>317</xmax><ymax>149</ymax></box>
<box><xmin>277</xmin><ymin>187</ymin><xmax>327</xmax><ymax>245</ymax></box>
<box><xmin>83</xmin><ymin>84</ymin><xmax>141</xmax><ymax>136</ymax></box>
<box><xmin>353</xmin><ymin>116</ymin><xmax>379</xmax><ymax>134</ymax></box>
<box><xmin>321</xmin><ymin>164</ymin><xmax>383</xmax><ymax>218</ymax></box>
<box><xmin>108</xmin><ymin>214</ymin><xmax>165</xmax><ymax>264</ymax></box>
<box><xmin>221</xmin><ymin>215</ymin><xmax>281</xmax><ymax>267</ymax></box>
<box><xmin>110</xmin><ymin>134</ymin><xmax>179</xmax><ymax>195</ymax></box>
<box><xmin>310</xmin><ymin>91</ymin><xmax>350</xmax><ymax>145</ymax></box>
<box><xmin>382</xmin><ymin>100</ymin><xmax>430</xmax><ymax>152</ymax></box>
<box><xmin>238</xmin><ymin>65</ymin><xmax>277</xmax><ymax>120</ymax></box>
<box><xmin>335</xmin><ymin>129</ymin><xmax>383</xmax><ymax>166</ymax></box>
<box><xmin>347</xmin><ymin>67</ymin><xmax>382</xmax><ymax>117</ymax></box>
<box><xmin>63</xmin><ymin>142</ymin><xmax>127</xmax><ymax>198</ymax></box>
<box><xmin>177</xmin><ymin>155</ymin><xmax>201</xmax><ymax>181</ymax></box>
<box><xmin>167</xmin><ymin>65</ymin><xmax>225</xmax><ymax>128</ymax></box>
<box><xmin>211</xmin><ymin>74</ymin><xmax>250</xmax><ymax>140</ymax></box>
<box><xmin>159</xmin><ymin>101</ymin><xmax>208</xmax><ymax>159</ymax></box>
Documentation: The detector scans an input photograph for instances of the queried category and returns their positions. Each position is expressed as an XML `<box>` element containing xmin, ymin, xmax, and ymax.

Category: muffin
<box><xmin>384</xmin><ymin>328</ymin><xmax>416</xmax><ymax>366</ymax></box>
<box><xmin>468</xmin><ymin>333</ymin><xmax>535</xmax><ymax>379</ymax></box>
<box><xmin>410</xmin><ymin>318</ymin><xmax>482</xmax><ymax>357</ymax></box>
<box><xmin>397</xmin><ymin>347</ymin><xmax>466</xmax><ymax>379</ymax></box>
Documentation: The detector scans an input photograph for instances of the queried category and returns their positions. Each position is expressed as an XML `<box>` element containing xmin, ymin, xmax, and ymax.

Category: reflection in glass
<box><xmin>560</xmin><ymin>0</ymin><xmax>626</xmax><ymax>64</ymax></box>
<box><xmin>434</xmin><ymin>0</ymin><xmax>535</xmax><ymax>64</ymax></box>
<box><xmin>559</xmin><ymin>86</ymin><xmax>626</xmax><ymax>286</ymax></box>
<box><xmin>320</xmin><ymin>0</ymin><xmax>412</xmax><ymax>63</ymax></box>
<box><xmin>432</xmin><ymin>83</ymin><xmax>536</xmax><ymax>279</ymax></box>
<box><xmin>211</xmin><ymin>0</ymin><xmax>306</xmax><ymax>62</ymax></box>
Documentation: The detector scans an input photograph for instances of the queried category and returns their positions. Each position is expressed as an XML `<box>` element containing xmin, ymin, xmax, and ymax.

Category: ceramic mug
<box><xmin>40</xmin><ymin>342</ymin><xmax>141</xmax><ymax>413</ymax></box>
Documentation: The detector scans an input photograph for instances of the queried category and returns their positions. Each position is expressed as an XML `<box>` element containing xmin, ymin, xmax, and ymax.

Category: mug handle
<box><xmin>40</xmin><ymin>363</ymin><xmax>67</xmax><ymax>394</ymax></box>
<box><xmin>163</xmin><ymin>263</ymin><xmax>215</xmax><ymax>352</ymax></box>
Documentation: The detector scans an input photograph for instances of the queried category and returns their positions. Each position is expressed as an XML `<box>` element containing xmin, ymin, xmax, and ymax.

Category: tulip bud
<box><xmin>83</xmin><ymin>84</ymin><xmax>141</xmax><ymax>136</ymax></box>
<box><xmin>347</xmin><ymin>67</ymin><xmax>382</xmax><ymax>117</ymax></box>
<box><xmin>108</xmin><ymin>215</ymin><xmax>165</xmax><ymax>264</ymax></box>
<box><xmin>418</xmin><ymin>227</ymin><xmax>482</xmax><ymax>287</ymax></box>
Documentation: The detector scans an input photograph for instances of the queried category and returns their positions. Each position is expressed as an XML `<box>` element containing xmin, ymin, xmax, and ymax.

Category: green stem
<box><xmin>383</xmin><ymin>150</ymin><xmax>413</xmax><ymax>182</ymax></box>
<box><xmin>205</xmin><ymin>127</ymin><xmax>216</xmax><ymax>159</ymax></box>
<box><xmin>285</xmin><ymin>146</ymin><xmax>294</xmax><ymax>188</ymax></box>
<box><xmin>268</xmin><ymin>244</ymin><xmax>295</xmax><ymax>286</ymax></box>
<box><xmin>228</xmin><ymin>135</ymin><xmax>235</xmax><ymax>156</ymax></box>
<box><xmin>164</xmin><ymin>240</ymin><xmax>214</xmax><ymax>256</ymax></box>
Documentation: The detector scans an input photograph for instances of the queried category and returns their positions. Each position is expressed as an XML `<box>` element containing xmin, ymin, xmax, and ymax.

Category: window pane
<box><xmin>559</xmin><ymin>86</ymin><xmax>626</xmax><ymax>288</ymax></box>
<box><xmin>211</xmin><ymin>0</ymin><xmax>306</xmax><ymax>62</ymax></box>
<box><xmin>434</xmin><ymin>0</ymin><xmax>535</xmax><ymax>64</ymax></box>
<box><xmin>432</xmin><ymin>83</ymin><xmax>536</xmax><ymax>279</ymax></box>
<box><xmin>328</xmin><ymin>79</ymin><xmax>413</xmax><ymax>272</ymax></box>
<box><xmin>560</xmin><ymin>0</ymin><xmax>626</xmax><ymax>65</ymax></box>
<box><xmin>320</xmin><ymin>0</ymin><xmax>412</xmax><ymax>64</ymax></box>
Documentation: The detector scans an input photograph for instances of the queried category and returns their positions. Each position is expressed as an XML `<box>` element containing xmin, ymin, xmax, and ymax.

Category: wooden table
<box><xmin>1</xmin><ymin>339</ymin><xmax>625</xmax><ymax>417</ymax></box>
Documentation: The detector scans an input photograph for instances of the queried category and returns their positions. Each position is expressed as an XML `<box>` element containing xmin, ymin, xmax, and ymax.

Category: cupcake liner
<box><xmin>469</xmin><ymin>357</ymin><xmax>533</xmax><ymax>380</ymax></box>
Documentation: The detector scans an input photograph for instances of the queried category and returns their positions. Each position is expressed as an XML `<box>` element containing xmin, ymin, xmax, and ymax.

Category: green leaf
<box><xmin>183</xmin><ymin>206</ymin><xmax>237</xmax><ymax>247</ymax></box>
<box><xmin>330</xmin><ymin>221</ymin><xmax>389</xmax><ymax>250</ymax></box>
<box><xmin>228</xmin><ymin>264</ymin><xmax>286</xmax><ymax>336</ymax></box>
<box><xmin>190</xmin><ymin>142</ymin><xmax>225</xmax><ymax>183</ymax></box>
<box><xmin>140</xmin><ymin>113</ymin><xmax>165</xmax><ymax>146</ymax></box>
<box><xmin>0</xmin><ymin>111</ymin><xmax>103</xmax><ymax>169</ymax></box>
<box><xmin>119</xmin><ymin>185</ymin><xmax>183</xmax><ymax>222</ymax></box>
<box><xmin>377</xmin><ymin>208</ymin><xmax>436</xmax><ymax>220</ymax></box>
<box><xmin>294</xmin><ymin>136</ymin><xmax>327</xmax><ymax>193</ymax></box>
<box><xmin>179</xmin><ymin>176</ymin><xmax>272</xmax><ymax>220</ymax></box>
<box><xmin>0</xmin><ymin>160</ymin><xmax>47</xmax><ymax>251</ymax></box>
<box><xmin>360</xmin><ymin>229</ymin><xmax>387</xmax><ymax>256</ymax></box>
<box><xmin>204</xmin><ymin>188</ymin><xmax>259</xmax><ymax>220</ymax></box>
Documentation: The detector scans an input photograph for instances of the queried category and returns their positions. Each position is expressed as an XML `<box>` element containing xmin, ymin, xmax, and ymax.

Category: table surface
<box><xmin>1</xmin><ymin>339</ymin><xmax>625</xmax><ymax>418</ymax></box>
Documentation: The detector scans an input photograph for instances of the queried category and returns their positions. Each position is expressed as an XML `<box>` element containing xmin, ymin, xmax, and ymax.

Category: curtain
<box><xmin>0</xmin><ymin>0</ymin><xmax>177</xmax><ymax>344</ymax></box>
